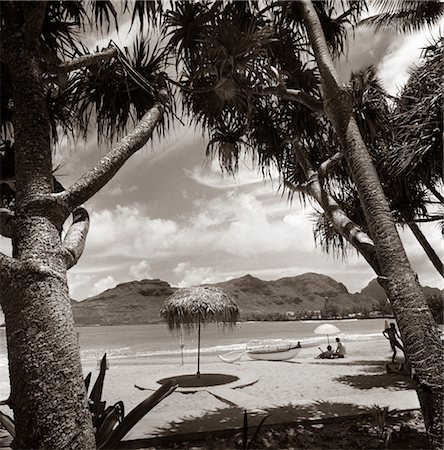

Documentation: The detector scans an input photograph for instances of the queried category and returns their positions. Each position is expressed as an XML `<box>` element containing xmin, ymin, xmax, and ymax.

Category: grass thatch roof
<box><xmin>160</xmin><ymin>286</ymin><xmax>239</xmax><ymax>332</ymax></box>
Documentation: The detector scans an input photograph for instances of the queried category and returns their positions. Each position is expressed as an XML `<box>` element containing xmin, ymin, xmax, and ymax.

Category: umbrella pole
<box><xmin>327</xmin><ymin>334</ymin><xmax>330</xmax><ymax>346</ymax></box>
<box><xmin>197</xmin><ymin>317</ymin><xmax>201</xmax><ymax>376</ymax></box>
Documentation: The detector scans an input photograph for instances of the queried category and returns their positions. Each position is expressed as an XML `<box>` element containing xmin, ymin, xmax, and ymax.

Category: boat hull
<box><xmin>247</xmin><ymin>345</ymin><xmax>301</xmax><ymax>361</ymax></box>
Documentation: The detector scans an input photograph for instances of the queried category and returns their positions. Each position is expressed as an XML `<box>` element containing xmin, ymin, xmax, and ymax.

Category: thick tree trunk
<box><xmin>407</xmin><ymin>221</ymin><xmax>444</xmax><ymax>277</ymax></box>
<box><xmin>2</xmin><ymin>220</ymin><xmax>95</xmax><ymax>449</ymax></box>
<box><xmin>300</xmin><ymin>1</ymin><xmax>443</xmax><ymax>447</ymax></box>
<box><xmin>1</xmin><ymin>4</ymin><xmax>96</xmax><ymax>448</ymax></box>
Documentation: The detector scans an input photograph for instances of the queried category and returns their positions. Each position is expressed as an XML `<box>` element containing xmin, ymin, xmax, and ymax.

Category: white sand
<box><xmin>0</xmin><ymin>335</ymin><xmax>418</xmax><ymax>442</ymax></box>
<box><xmin>82</xmin><ymin>336</ymin><xmax>418</xmax><ymax>440</ymax></box>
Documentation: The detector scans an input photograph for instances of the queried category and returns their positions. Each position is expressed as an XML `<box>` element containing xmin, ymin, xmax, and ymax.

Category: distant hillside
<box><xmin>71</xmin><ymin>279</ymin><xmax>175</xmax><ymax>326</ymax></box>
<box><xmin>209</xmin><ymin>273</ymin><xmax>375</xmax><ymax>317</ymax></box>
<box><xmin>72</xmin><ymin>273</ymin><xmax>379</xmax><ymax>326</ymax></box>
<box><xmin>360</xmin><ymin>278</ymin><xmax>442</xmax><ymax>301</ymax></box>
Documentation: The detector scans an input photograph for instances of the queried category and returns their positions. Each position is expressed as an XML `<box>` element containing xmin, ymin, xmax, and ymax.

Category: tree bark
<box><xmin>288</xmin><ymin>142</ymin><xmax>381</xmax><ymax>274</ymax></box>
<box><xmin>300</xmin><ymin>1</ymin><xmax>443</xmax><ymax>447</ymax></box>
<box><xmin>1</xmin><ymin>4</ymin><xmax>96</xmax><ymax>448</ymax></box>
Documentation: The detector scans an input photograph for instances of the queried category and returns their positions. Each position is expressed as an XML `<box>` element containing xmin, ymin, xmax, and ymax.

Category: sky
<box><xmin>1</xmin><ymin>8</ymin><xmax>442</xmax><ymax>300</ymax></box>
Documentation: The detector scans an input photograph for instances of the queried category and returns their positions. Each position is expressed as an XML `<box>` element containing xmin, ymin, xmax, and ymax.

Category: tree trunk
<box><xmin>1</xmin><ymin>5</ymin><xmax>96</xmax><ymax>448</ymax></box>
<box><xmin>300</xmin><ymin>1</ymin><xmax>443</xmax><ymax>447</ymax></box>
<box><xmin>407</xmin><ymin>221</ymin><xmax>444</xmax><ymax>277</ymax></box>
<box><xmin>2</xmin><ymin>220</ymin><xmax>95</xmax><ymax>449</ymax></box>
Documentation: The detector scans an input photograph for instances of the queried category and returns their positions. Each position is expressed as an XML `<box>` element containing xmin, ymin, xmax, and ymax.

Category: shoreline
<box><xmin>0</xmin><ymin>326</ymin><xmax>420</xmax><ymax>444</ymax></box>
<box><xmin>79</xmin><ymin>336</ymin><xmax>417</xmax><ymax>440</ymax></box>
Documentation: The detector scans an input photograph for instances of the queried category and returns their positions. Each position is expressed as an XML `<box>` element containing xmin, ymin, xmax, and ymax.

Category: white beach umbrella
<box><xmin>314</xmin><ymin>323</ymin><xmax>341</xmax><ymax>345</ymax></box>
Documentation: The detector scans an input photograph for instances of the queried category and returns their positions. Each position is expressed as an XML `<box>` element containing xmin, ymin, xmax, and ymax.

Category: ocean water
<box><xmin>0</xmin><ymin>318</ymin><xmax>388</xmax><ymax>365</ymax></box>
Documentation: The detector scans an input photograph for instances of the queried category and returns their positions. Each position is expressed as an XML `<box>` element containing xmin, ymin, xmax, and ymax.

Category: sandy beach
<box><xmin>71</xmin><ymin>334</ymin><xmax>418</xmax><ymax>442</ymax></box>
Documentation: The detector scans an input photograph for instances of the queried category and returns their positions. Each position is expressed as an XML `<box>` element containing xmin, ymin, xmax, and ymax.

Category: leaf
<box><xmin>98</xmin><ymin>380</ymin><xmax>178</xmax><ymax>449</ymax></box>
<box><xmin>95</xmin><ymin>403</ymin><xmax>124</xmax><ymax>446</ymax></box>
<box><xmin>248</xmin><ymin>415</ymin><xmax>268</xmax><ymax>449</ymax></box>
<box><xmin>84</xmin><ymin>372</ymin><xmax>92</xmax><ymax>393</ymax></box>
<box><xmin>0</xmin><ymin>410</ymin><xmax>15</xmax><ymax>438</ymax></box>
<box><xmin>242</xmin><ymin>409</ymin><xmax>248</xmax><ymax>450</ymax></box>
<box><xmin>89</xmin><ymin>354</ymin><xmax>107</xmax><ymax>422</ymax></box>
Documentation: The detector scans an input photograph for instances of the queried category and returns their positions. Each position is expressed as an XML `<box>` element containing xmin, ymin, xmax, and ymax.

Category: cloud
<box><xmin>91</xmin><ymin>275</ymin><xmax>117</xmax><ymax>296</ymax></box>
<box><xmin>173</xmin><ymin>262</ymin><xmax>222</xmax><ymax>287</ymax></box>
<box><xmin>378</xmin><ymin>24</ymin><xmax>441</xmax><ymax>95</ymax></box>
<box><xmin>105</xmin><ymin>184</ymin><xmax>139</xmax><ymax>197</ymax></box>
<box><xmin>83</xmin><ymin>190</ymin><xmax>314</xmax><ymax>263</ymax></box>
<box><xmin>67</xmin><ymin>273</ymin><xmax>94</xmax><ymax>300</ymax></box>
<box><xmin>129</xmin><ymin>260</ymin><xmax>152</xmax><ymax>280</ymax></box>
<box><xmin>86</xmin><ymin>205</ymin><xmax>178</xmax><ymax>258</ymax></box>
<box><xmin>187</xmin><ymin>157</ymin><xmax>280</xmax><ymax>189</ymax></box>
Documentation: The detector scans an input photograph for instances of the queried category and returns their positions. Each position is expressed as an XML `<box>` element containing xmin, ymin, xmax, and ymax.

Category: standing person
<box><xmin>334</xmin><ymin>337</ymin><xmax>346</xmax><ymax>358</ymax></box>
<box><xmin>383</xmin><ymin>323</ymin><xmax>404</xmax><ymax>363</ymax></box>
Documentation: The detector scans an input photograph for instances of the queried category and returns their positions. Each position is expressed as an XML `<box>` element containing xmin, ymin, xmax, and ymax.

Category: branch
<box><xmin>59</xmin><ymin>90</ymin><xmax>168</xmax><ymax>210</ymax></box>
<box><xmin>280</xmin><ymin>89</ymin><xmax>324</xmax><ymax>113</ymax></box>
<box><xmin>0</xmin><ymin>208</ymin><xmax>14</xmax><ymax>238</ymax></box>
<box><xmin>258</xmin><ymin>66</ymin><xmax>324</xmax><ymax>113</ymax></box>
<box><xmin>58</xmin><ymin>47</ymin><xmax>117</xmax><ymax>74</ymax></box>
<box><xmin>406</xmin><ymin>220</ymin><xmax>443</xmax><ymax>278</ymax></box>
<box><xmin>61</xmin><ymin>207</ymin><xmax>90</xmax><ymax>270</ymax></box>
<box><xmin>290</xmin><ymin>140</ymin><xmax>381</xmax><ymax>274</ymax></box>
<box><xmin>319</xmin><ymin>152</ymin><xmax>343</xmax><ymax>177</ymax></box>
<box><xmin>283</xmin><ymin>181</ymin><xmax>308</xmax><ymax>194</ymax></box>
<box><xmin>426</xmin><ymin>182</ymin><xmax>444</xmax><ymax>204</ymax></box>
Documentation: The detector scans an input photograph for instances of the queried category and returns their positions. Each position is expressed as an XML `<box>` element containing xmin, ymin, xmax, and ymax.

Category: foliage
<box><xmin>359</xmin><ymin>0</ymin><xmax>444</xmax><ymax>33</ymax></box>
<box><xmin>0</xmin><ymin>354</ymin><xmax>178</xmax><ymax>449</ymax></box>
<box><xmin>156</xmin><ymin>410</ymin><xmax>430</xmax><ymax>449</ymax></box>
<box><xmin>427</xmin><ymin>294</ymin><xmax>444</xmax><ymax>324</ymax></box>
<box><xmin>242</xmin><ymin>409</ymin><xmax>268</xmax><ymax>450</ymax></box>
<box><xmin>88</xmin><ymin>354</ymin><xmax>178</xmax><ymax>449</ymax></box>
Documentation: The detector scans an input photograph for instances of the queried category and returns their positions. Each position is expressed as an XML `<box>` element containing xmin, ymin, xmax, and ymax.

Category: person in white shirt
<box><xmin>335</xmin><ymin>337</ymin><xmax>346</xmax><ymax>358</ymax></box>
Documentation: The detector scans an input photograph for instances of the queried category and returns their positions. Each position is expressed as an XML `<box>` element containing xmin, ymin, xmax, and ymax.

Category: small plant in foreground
<box><xmin>0</xmin><ymin>354</ymin><xmax>178</xmax><ymax>449</ymax></box>
<box><xmin>241</xmin><ymin>409</ymin><xmax>268</xmax><ymax>450</ymax></box>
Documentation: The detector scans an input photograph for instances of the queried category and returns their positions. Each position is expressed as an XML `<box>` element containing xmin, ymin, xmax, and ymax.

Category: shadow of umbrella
<box><xmin>314</xmin><ymin>323</ymin><xmax>341</xmax><ymax>346</ymax></box>
<box><xmin>160</xmin><ymin>286</ymin><xmax>239</xmax><ymax>376</ymax></box>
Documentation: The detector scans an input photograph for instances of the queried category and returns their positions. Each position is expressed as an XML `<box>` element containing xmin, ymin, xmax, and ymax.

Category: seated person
<box><xmin>334</xmin><ymin>337</ymin><xmax>346</xmax><ymax>358</ymax></box>
<box><xmin>316</xmin><ymin>345</ymin><xmax>334</xmax><ymax>359</ymax></box>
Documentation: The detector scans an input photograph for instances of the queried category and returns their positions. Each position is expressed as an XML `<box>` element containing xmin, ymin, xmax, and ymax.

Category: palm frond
<box><xmin>276</xmin><ymin>1</ymin><xmax>368</xmax><ymax>57</ymax></box>
<box><xmin>359</xmin><ymin>0</ymin><xmax>444</xmax><ymax>33</ymax></box>
<box><xmin>68</xmin><ymin>39</ymin><xmax>171</xmax><ymax>143</ymax></box>
<box><xmin>312</xmin><ymin>211</ymin><xmax>350</xmax><ymax>260</ymax></box>
<box><xmin>91</xmin><ymin>0</ymin><xmax>118</xmax><ymax>33</ymax></box>
<box><xmin>388</xmin><ymin>37</ymin><xmax>443</xmax><ymax>180</ymax></box>
<box><xmin>124</xmin><ymin>0</ymin><xmax>165</xmax><ymax>30</ymax></box>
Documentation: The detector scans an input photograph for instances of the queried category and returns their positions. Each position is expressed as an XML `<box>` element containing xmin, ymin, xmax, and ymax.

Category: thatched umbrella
<box><xmin>160</xmin><ymin>286</ymin><xmax>239</xmax><ymax>375</ymax></box>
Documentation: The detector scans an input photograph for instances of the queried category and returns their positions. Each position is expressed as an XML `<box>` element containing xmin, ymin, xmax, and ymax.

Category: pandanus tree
<box><xmin>162</xmin><ymin>1</ymin><xmax>443</xmax><ymax>446</ymax></box>
<box><xmin>313</xmin><ymin>61</ymin><xmax>443</xmax><ymax>278</ymax></box>
<box><xmin>0</xmin><ymin>1</ymin><xmax>170</xmax><ymax>448</ymax></box>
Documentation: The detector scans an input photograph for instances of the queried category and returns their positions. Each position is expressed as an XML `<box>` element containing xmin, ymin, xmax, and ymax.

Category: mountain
<box><xmin>209</xmin><ymin>273</ymin><xmax>374</xmax><ymax>316</ymax></box>
<box><xmin>71</xmin><ymin>279</ymin><xmax>175</xmax><ymax>326</ymax></box>
<box><xmin>360</xmin><ymin>278</ymin><xmax>442</xmax><ymax>301</ymax></box>
<box><xmin>72</xmin><ymin>273</ymin><xmax>379</xmax><ymax>326</ymax></box>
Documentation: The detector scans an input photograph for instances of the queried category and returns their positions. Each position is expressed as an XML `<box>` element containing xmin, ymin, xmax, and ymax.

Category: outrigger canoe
<box><xmin>218</xmin><ymin>340</ymin><xmax>302</xmax><ymax>363</ymax></box>
<box><xmin>247</xmin><ymin>342</ymin><xmax>301</xmax><ymax>361</ymax></box>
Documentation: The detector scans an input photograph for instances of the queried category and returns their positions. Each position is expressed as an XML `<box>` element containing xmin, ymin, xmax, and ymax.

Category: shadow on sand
<box><xmin>152</xmin><ymin>401</ymin><xmax>375</xmax><ymax>437</ymax></box>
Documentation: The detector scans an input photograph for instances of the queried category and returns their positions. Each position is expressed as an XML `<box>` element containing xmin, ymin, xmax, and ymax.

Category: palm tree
<box><xmin>319</xmin><ymin>62</ymin><xmax>443</xmax><ymax>277</ymax></box>
<box><xmin>162</xmin><ymin>2</ymin><xmax>443</xmax><ymax>446</ymax></box>
<box><xmin>0</xmin><ymin>2</ymin><xmax>168</xmax><ymax>448</ymax></box>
